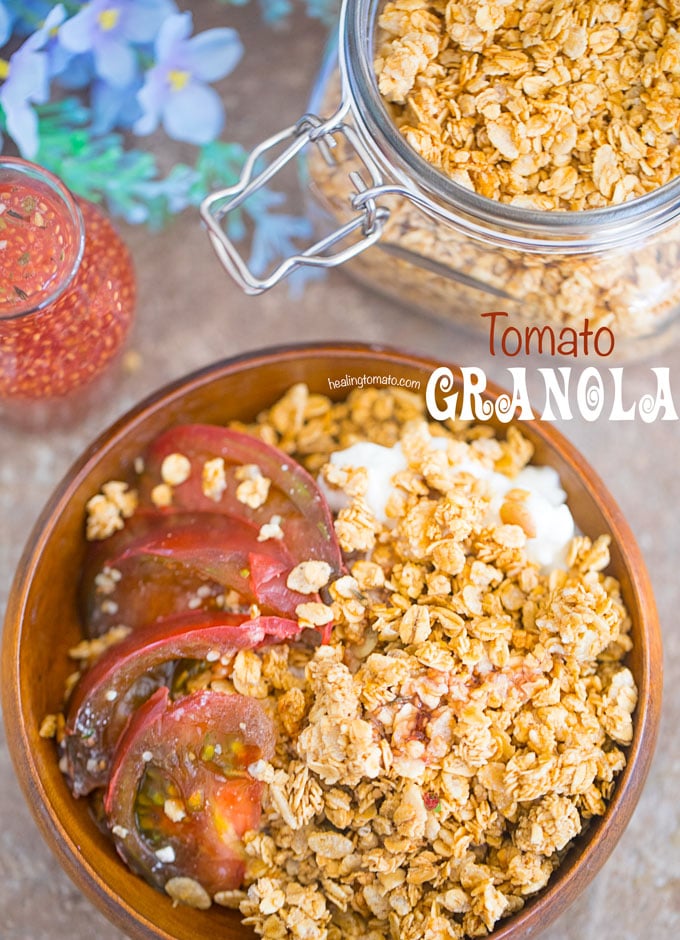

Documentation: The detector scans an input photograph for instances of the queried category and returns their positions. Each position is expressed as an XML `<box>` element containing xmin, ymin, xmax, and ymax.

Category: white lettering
<box><xmin>425</xmin><ymin>366</ymin><xmax>678</xmax><ymax>422</ymax></box>
<box><xmin>538</xmin><ymin>367</ymin><xmax>572</xmax><ymax>421</ymax></box>
<box><xmin>460</xmin><ymin>367</ymin><xmax>494</xmax><ymax>421</ymax></box>
<box><xmin>577</xmin><ymin>367</ymin><xmax>605</xmax><ymax>422</ymax></box>
<box><xmin>495</xmin><ymin>368</ymin><xmax>534</xmax><ymax>422</ymax></box>
<box><xmin>639</xmin><ymin>368</ymin><xmax>679</xmax><ymax>422</ymax></box>
<box><xmin>609</xmin><ymin>368</ymin><xmax>636</xmax><ymax>421</ymax></box>
<box><xmin>426</xmin><ymin>366</ymin><xmax>458</xmax><ymax>421</ymax></box>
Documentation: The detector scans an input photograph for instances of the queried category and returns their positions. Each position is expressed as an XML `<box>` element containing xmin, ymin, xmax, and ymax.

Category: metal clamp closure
<box><xmin>200</xmin><ymin>113</ymin><xmax>390</xmax><ymax>295</ymax></box>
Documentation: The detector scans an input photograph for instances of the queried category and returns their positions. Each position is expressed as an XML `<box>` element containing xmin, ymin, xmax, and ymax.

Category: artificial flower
<box><xmin>0</xmin><ymin>2</ymin><xmax>12</xmax><ymax>46</ymax></box>
<box><xmin>0</xmin><ymin>3</ymin><xmax>65</xmax><ymax>157</ymax></box>
<box><xmin>90</xmin><ymin>76</ymin><xmax>141</xmax><ymax>133</ymax></box>
<box><xmin>2</xmin><ymin>0</ymin><xmax>55</xmax><ymax>38</ymax></box>
<box><xmin>134</xmin><ymin>11</ymin><xmax>242</xmax><ymax>145</ymax></box>
<box><xmin>249</xmin><ymin>211</ymin><xmax>314</xmax><ymax>278</ymax></box>
<box><xmin>0</xmin><ymin>0</ymin><xmax>337</xmax><ymax>292</ymax></box>
<box><xmin>59</xmin><ymin>0</ymin><xmax>177</xmax><ymax>87</ymax></box>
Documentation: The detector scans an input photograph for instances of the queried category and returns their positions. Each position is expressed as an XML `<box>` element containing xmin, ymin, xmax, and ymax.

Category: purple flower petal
<box><xmin>5</xmin><ymin>101</ymin><xmax>40</xmax><ymax>158</ymax></box>
<box><xmin>2</xmin><ymin>50</ymin><xmax>49</xmax><ymax>105</ymax></box>
<box><xmin>156</xmin><ymin>10</ymin><xmax>192</xmax><ymax>61</ymax></box>
<box><xmin>133</xmin><ymin>8</ymin><xmax>240</xmax><ymax>145</ymax></box>
<box><xmin>162</xmin><ymin>81</ymin><xmax>224</xmax><ymax>144</ymax></box>
<box><xmin>0</xmin><ymin>4</ymin><xmax>65</xmax><ymax>158</ymax></box>
<box><xmin>133</xmin><ymin>70</ymin><xmax>165</xmax><ymax>135</ymax></box>
<box><xmin>0</xmin><ymin>4</ymin><xmax>12</xmax><ymax>47</ymax></box>
<box><xmin>91</xmin><ymin>77</ymin><xmax>142</xmax><ymax>133</ymax></box>
<box><xmin>186</xmin><ymin>28</ymin><xmax>243</xmax><ymax>82</ymax></box>
<box><xmin>24</xmin><ymin>4</ymin><xmax>66</xmax><ymax>51</ymax></box>
<box><xmin>50</xmin><ymin>48</ymin><xmax>95</xmax><ymax>88</ymax></box>
<box><xmin>58</xmin><ymin>1</ymin><xmax>167</xmax><ymax>86</ymax></box>
<box><xmin>121</xmin><ymin>0</ymin><xmax>178</xmax><ymax>43</ymax></box>
<box><xmin>57</xmin><ymin>5</ymin><xmax>94</xmax><ymax>53</ymax></box>
<box><xmin>95</xmin><ymin>33</ymin><xmax>136</xmax><ymax>87</ymax></box>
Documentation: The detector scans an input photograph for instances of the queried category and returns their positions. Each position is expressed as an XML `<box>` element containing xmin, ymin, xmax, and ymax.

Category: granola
<box><xmin>304</xmin><ymin>0</ymin><xmax>680</xmax><ymax>345</ymax></box>
<box><xmin>66</xmin><ymin>385</ymin><xmax>637</xmax><ymax>937</ymax></box>
<box><xmin>85</xmin><ymin>481</ymin><xmax>137</xmax><ymax>541</ymax></box>
<box><xmin>160</xmin><ymin>453</ymin><xmax>192</xmax><ymax>486</ymax></box>
<box><xmin>235</xmin><ymin>464</ymin><xmax>272</xmax><ymax>509</ymax></box>
<box><xmin>229</xmin><ymin>385</ymin><xmax>637</xmax><ymax>939</ymax></box>
<box><xmin>375</xmin><ymin>0</ymin><xmax>680</xmax><ymax>209</ymax></box>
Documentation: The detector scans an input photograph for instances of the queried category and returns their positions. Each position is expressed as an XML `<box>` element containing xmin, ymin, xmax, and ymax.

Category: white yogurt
<box><xmin>321</xmin><ymin>437</ymin><xmax>575</xmax><ymax>570</ymax></box>
<box><xmin>321</xmin><ymin>441</ymin><xmax>407</xmax><ymax>521</ymax></box>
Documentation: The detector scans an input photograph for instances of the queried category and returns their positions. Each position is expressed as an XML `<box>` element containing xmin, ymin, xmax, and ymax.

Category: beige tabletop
<box><xmin>1</xmin><ymin>4</ymin><xmax>679</xmax><ymax>938</ymax></box>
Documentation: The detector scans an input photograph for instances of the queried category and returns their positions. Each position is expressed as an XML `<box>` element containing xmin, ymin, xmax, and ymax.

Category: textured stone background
<box><xmin>1</xmin><ymin>3</ymin><xmax>678</xmax><ymax>937</ymax></box>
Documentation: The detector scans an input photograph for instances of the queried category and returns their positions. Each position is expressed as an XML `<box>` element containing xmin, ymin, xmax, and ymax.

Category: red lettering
<box><xmin>484</xmin><ymin>312</ymin><xmax>615</xmax><ymax>358</ymax></box>
<box><xmin>594</xmin><ymin>326</ymin><xmax>615</xmax><ymax>356</ymax></box>
<box><xmin>525</xmin><ymin>325</ymin><xmax>556</xmax><ymax>356</ymax></box>
<box><xmin>501</xmin><ymin>326</ymin><xmax>522</xmax><ymax>356</ymax></box>
<box><xmin>481</xmin><ymin>311</ymin><xmax>509</xmax><ymax>356</ymax></box>
<box><xmin>557</xmin><ymin>328</ymin><xmax>578</xmax><ymax>357</ymax></box>
<box><xmin>579</xmin><ymin>319</ymin><xmax>594</xmax><ymax>355</ymax></box>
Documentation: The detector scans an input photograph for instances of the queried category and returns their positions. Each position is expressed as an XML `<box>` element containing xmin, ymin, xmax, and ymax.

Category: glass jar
<box><xmin>201</xmin><ymin>0</ymin><xmax>680</xmax><ymax>361</ymax></box>
<box><xmin>0</xmin><ymin>157</ymin><xmax>136</xmax><ymax>428</ymax></box>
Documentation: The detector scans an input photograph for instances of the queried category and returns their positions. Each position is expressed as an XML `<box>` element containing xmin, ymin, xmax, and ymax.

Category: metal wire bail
<box><xmin>199</xmin><ymin>109</ymin><xmax>391</xmax><ymax>296</ymax></box>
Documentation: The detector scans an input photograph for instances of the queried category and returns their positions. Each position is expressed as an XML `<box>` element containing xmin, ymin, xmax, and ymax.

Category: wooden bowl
<box><xmin>2</xmin><ymin>343</ymin><xmax>662</xmax><ymax>940</ymax></box>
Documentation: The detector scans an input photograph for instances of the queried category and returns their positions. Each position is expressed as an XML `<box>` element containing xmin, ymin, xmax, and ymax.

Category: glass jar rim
<box><xmin>0</xmin><ymin>157</ymin><xmax>85</xmax><ymax>321</ymax></box>
<box><xmin>341</xmin><ymin>0</ymin><xmax>680</xmax><ymax>250</ymax></box>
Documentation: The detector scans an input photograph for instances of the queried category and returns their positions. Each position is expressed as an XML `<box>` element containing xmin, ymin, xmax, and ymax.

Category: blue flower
<box><xmin>249</xmin><ymin>212</ymin><xmax>314</xmax><ymax>278</ymax></box>
<box><xmin>1</xmin><ymin>2</ymin><xmax>12</xmax><ymax>46</ymax></box>
<box><xmin>3</xmin><ymin>1</ymin><xmax>55</xmax><ymax>39</ymax></box>
<box><xmin>49</xmin><ymin>49</ymin><xmax>95</xmax><ymax>90</ymax></box>
<box><xmin>134</xmin><ymin>11</ymin><xmax>242</xmax><ymax>145</ymax></box>
<box><xmin>59</xmin><ymin>0</ymin><xmax>177</xmax><ymax>88</ymax></box>
<box><xmin>0</xmin><ymin>4</ymin><xmax>66</xmax><ymax>158</ymax></box>
<box><xmin>90</xmin><ymin>76</ymin><xmax>142</xmax><ymax>134</ymax></box>
<box><xmin>248</xmin><ymin>208</ymin><xmax>327</xmax><ymax>298</ymax></box>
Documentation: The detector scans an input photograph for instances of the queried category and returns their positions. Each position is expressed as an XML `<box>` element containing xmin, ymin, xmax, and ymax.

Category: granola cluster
<box><xmin>85</xmin><ymin>481</ymin><xmax>138</xmax><ymax>541</ymax></box>
<box><xmin>376</xmin><ymin>0</ymin><xmax>680</xmax><ymax>209</ymax></box>
<box><xmin>221</xmin><ymin>384</ymin><xmax>638</xmax><ymax>939</ymax></box>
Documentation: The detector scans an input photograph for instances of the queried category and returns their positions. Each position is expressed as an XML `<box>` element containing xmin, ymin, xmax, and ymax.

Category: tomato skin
<box><xmin>139</xmin><ymin>424</ymin><xmax>343</xmax><ymax>572</ymax></box>
<box><xmin>62</xmin><ymin>612</ymin><xmax>298</xmax><ymax>796</ymax></box>
<box><xmin>105</xmin><ymin>688</ymin><xmax>274</xmax><ymax>896</ymax></box>
<box><xmin>247</xmin><ymin>552</ymin><xmax>334</xmax><ymax>643</ymax></box>
<box><xmin>81</xmin><ymin>511</ymin><xmax>310</xmax><ymax>637</ymax></box>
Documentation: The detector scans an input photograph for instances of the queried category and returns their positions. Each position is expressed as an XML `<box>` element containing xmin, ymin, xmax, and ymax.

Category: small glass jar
<box><xmin>0</xmin><ymin>157</ymin><xmax>136</xmax><ymax>428</ymax></box>
<box><xmin>201</xmin><ymin>0</ymin><xmax>680</xmax><ymax>360</ymax></box>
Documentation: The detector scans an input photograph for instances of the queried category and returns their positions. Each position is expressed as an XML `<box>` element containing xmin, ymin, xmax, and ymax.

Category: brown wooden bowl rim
<box><xmin>1</xmin><ymin>341</ymin><xmax>663</xmax><ymax>940</ymax></box>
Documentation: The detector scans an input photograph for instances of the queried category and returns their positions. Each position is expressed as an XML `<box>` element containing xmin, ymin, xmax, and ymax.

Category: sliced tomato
<box><xmin>62</xmin><ymin>611</ymin><xmax>298</xmax><ymax>796</ymax></box>
<box><xmin>247</xmin><ymin>552</ymin><xmax>299</xmax><ymax>619</ymax></box>
<box><xmin>81</xmin><ymin>511</ymin><xmax>310</xmax><ymax>636</ymax></box>
<box><xmin>138</xmin><ymin>424</ymin><xmax>343</xmax><ymax>571</ymax></box>
<box><xmin>248</xmin><ymin>552</ymin><xmax>332</xmax><ymax>644</ymax></box>
<box><xmin>105</xmin><ymin>687</ymin><xmax>274</xmax><ymax>896</ymax></box>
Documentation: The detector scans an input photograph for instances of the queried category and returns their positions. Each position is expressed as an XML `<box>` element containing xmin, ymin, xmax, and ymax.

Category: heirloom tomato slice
<box><xmin>62</xmin><ymin>611</ymin><xmax>298</xmax><ymax>796</ymax></box>
<box><xmin>138</xmin><ymin>424</ymin><xmax>343</xmax><ymax>572</ymax></box>
<box><xmin>248</xmin><ymin>553</ymin><xmax>333</xmax><ymax>644</ymax></box>
<box><xmin>81</xmin><ymin>511</ymin><xmax>309</xmax><ymax>637</ymax></box>
<box><xmin>105</xmin><ymin>687</ymin><xmax>274</xmax><ymax>897</ymax></box>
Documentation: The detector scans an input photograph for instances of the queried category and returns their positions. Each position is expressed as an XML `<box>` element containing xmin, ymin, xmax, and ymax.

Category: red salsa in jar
<box><xmin>0</xmin><ymin>158</ymin><xmax>135</xmax><ymax>427</ymax></box>
<box><xmin>0</xmin><ymin>178</ymin><xmax>79</xmax><ymax>311</ymax></box>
